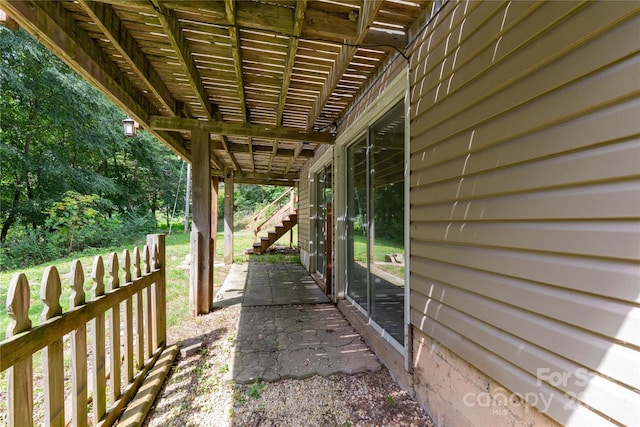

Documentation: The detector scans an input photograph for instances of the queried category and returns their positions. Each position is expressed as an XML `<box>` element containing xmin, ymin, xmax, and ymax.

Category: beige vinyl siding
<box><xmin>298</xmin><ymin>164</ymin><xmax>310</xmax><ymax>264</ymax></box>
<box><xmin>298</xmin><ymin>144</ymin><xmax>331</xmax><ymax>269</ymax></box>
<box><xmin>408</xmin><ymin>1</ymin><xmax>640</xmax><ymax>426</ymax></box>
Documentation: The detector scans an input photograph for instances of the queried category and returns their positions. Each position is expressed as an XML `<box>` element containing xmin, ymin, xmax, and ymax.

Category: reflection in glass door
<box><xmin>346</xmin><ymin>100</ymin><xmax>405</xmax><ymax>345</ymax></box>
<box><xmin>347</xmin><ymin>138</ymin><xmax>369</xmax><ymax>309</ymax></box>
<box><xmin>315</xmin><ymin>165</ymin><xmax>332</xmax><ymax>292</ymax></box>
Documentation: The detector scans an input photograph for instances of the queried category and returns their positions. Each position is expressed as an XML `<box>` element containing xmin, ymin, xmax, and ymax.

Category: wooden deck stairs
<box><xmin>249</xmin><ymin>211</ymin><xmax>297</xmax><ymax>255</ymax></box>
<box><xmin>246</xmin><ymin>187</ymin><xmax>297</xmax><ymax>255</ymax></box>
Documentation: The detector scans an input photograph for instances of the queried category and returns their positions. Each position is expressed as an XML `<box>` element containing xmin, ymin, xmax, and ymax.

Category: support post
<box><xmin>211</xmin><ymin>176</ymin><xmax>219</xmax><ymax>303</ymax></box>
<box><xmin>189</xmin><ymin>129</ymin><xmax>212</xmax><ymax>315</ymax></box>
<box><xmin>224</xmin><ymin>172</ymin><xmax>234</xmax><ymax>265</ymax></box>
<box><xmin>290</xmin><ymin>187</ymin><xmax>295</xmax><ymax>248</ymax></box>
<box><xmin>184</xmin><ymin>163</ymin><xmax>191</xmax><ymax>233</ymax></box>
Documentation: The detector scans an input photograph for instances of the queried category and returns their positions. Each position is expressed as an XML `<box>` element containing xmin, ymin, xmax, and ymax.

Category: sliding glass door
<box><xmin>346</xmin><ymin>100</ymin><xmax>405</xmax><ymax>345</ymax></box>
<box><xmin>315</xmin><ymin>165</ymin><xmax>332</xmax><ymax>286</ymax></box>
<box><xmin>347</xmin><ymin>137</ymin><xmax>369</xmax><ymax>308</ymax></box>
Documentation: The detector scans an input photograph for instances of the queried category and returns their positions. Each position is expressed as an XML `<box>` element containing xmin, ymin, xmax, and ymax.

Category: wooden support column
<box><xmin>223</xmin><ymin>172</ymin><xmax>234</xmax><ymax>265</ymax></box>
<box><xmin>211</xmin><ymin>176</ymin><xmax>219</xmax><ymax>296</ymax></box>
<box><xmin>189</xmin><ymin>129</ymin><xmax>213</xmax><ymax>315</ymax></box>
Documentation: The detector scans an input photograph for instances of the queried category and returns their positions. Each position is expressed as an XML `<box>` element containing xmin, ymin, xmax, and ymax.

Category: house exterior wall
<box><xmin>298</xmin><ymin>144</ymin><xmax>331</xmax><ymax>271</ymax></box>
<box><xmin>298</xmin><ymin>163</ymin><xmax>311</xmax><ymax>270</ymax></box>
<box><xmin>407</xmin><ymin>1</ymin><xmax>640</xmax><ymax>426</ymax></box>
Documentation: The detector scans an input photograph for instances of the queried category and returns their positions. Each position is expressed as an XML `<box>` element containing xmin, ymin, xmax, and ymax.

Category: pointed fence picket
<box><xmin>1</xmin><ymin>234</ymin><xmax>166</xmax><ymax>427</ymax></box>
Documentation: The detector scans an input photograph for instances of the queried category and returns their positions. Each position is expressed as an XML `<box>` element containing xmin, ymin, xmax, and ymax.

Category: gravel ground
<box><xmin>144</xmin><ymin>306</ymin><xmax>435</xmax><ymax>427</ymax></box>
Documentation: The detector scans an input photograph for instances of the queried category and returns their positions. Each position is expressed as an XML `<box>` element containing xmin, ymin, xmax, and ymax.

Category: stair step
<box><xmin>247</xmin><ymin>210</ymin><xmax>298</xmax><ymax>255</ymax></box>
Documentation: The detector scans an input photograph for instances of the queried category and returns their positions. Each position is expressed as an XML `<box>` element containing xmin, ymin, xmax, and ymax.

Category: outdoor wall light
<box><xmin>122</xmin><ymin>117</ymin><xmax>139</xmax><ymax>137</ymax></box>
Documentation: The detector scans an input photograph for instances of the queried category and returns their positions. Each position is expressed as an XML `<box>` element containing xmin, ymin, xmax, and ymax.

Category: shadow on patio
<box><xmin>143</xmin><ymin>258</ymin><xmax>433</xmax><ymax>426</ymax></box>
<box><xmin>216</xmin><ymin>260</ymin><xmax>381</xmax><ymax>383</ymax></box>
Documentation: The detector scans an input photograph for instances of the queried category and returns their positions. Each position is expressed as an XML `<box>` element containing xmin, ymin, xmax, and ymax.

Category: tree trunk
<box><xmin>151</xmin><ymin>191</ymin><xmax>157</xmax><ymax>228</ymax></box>
<box><xmin>0</xmin><ymin>187</ymin><xmax>20</xmax><ymax>243</ymax></box>
<box><xmin>1</xmin><ymin>99</ymin><xmax>38</xmax><ymax>242</ymax></box>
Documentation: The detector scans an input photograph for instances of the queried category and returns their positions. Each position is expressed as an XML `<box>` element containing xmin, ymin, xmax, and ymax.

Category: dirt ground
<box><xmin>144</xmin><ymin>305</ymin><xmax>435</xmax><ymax>427</ymax></box>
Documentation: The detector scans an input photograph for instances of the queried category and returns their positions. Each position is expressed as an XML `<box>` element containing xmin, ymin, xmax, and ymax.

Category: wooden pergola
<box><xmin>0</xmin><ymin>0</ymin><xmax>433</xmax><ymax>314</ymax></box>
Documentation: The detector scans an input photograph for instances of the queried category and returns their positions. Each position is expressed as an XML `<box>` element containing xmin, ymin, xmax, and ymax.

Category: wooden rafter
<box><xmin>150</xmin><ymin>116</ymin><xmax>335</xmax><ymax>144</ymax></box>
<box><xmin>211</xmin><ymin>105</ymin><xmax>241</xmax><ymax>171</ymax></box>
<box><xmin>151</xmin><ymin>0</ymin><xmax>213</xmax><ymax>119</ymax></box>
<box><xmin>225</xmin><ymin>0</ymin><xmax>247</xmax><ymax>123</ymax></box>
<box><xmin>211</xmin><ymin>170</ymin><xmax>298</xmax><ymax>187</ymax></box>
<box><xmin>270</xmin><ymin>0</ymin><xmax>307</xmax><ymax>173</ymax></box>
<box><xmin>77</xmin><ymin>1</ymin><xmax>179</xmax><ymax>116</ymax></box>
<box><xmin>306</xmin><ymin>0</ymin><xmax>385</xmax><ymax>130</ymax></box>
<box><xmin>248</xmin><ymin>138</ymin><xmax>255</xmax><ymax>172</ymax></box>
<box><xmin>210</xmin><ymin>141</ymin><xmax>314</xmax><ymax>158</ymax></box>
<box><xmin>303</xmin><ymin>7</ymin><xmax>357</xmax><ymax>42</ymax></box>
<box><xmin>2</xmin><ymin>0</ymin><xmax>432</xmax><ymax>181</ymax></box>
<box><xmin>284</xmin><ymin>141</ymin><xmax>307</xmax><ymax>175</ymax></box>
<box><xmin>90</xmin><ymin>1</ymin><xmax>355</xmax><ymax>43</ymax></box>
<box><xmin>0</xmin><ymin>7</ymin><xmax>18</xmax><ymax>30</ymax></box>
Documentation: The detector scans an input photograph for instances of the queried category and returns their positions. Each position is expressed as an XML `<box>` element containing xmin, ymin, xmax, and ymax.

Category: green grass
<box><xmin>352</xmin><ymin>234</ymin><xmax>403</xmax><ymax>263</ymax></box>
<box><xmin>352</xmin><ymin>234</ymin><xmax>405</xmax><ymax>279</ymax></box>
<box><xmin>0</xmin><ymin>227</ymin><xmax>292</xmax><ymax>341</ymax></box>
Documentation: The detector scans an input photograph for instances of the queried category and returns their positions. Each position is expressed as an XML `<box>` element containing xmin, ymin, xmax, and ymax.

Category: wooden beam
<box><xmin>276</xmin><ymin>0</ymin><xmax>306</xmax><ymax>125</ymax></box>
<box><xmin>303</xmin><ymin>7</ymin><xmax>357</xmax><ymax>43</ymax></box>
<box><xmin>219</xmin><ymin>142</ymin><xmax>313</xmax><ymax>158</ymax></box>
<box><xmin>77</xmin><ymin>0</ymin><xmax>178</xmax><ymax>116</ymax></box>
<box><xmin>271</xmin><ymin>0</ymin><xmax>307</xmax><ymax>172</ymax></box>
<box><xmin>230</xmin><ymin>177</ymin><xmax>296</xmax><ymax>187</ymax></box>
<box><xmin>267</xmin><ymin>139</ymin><xmax>277</xmax><ymax>174</ymax></box>
<box><xmin>248</xmin><ymin>138</ymin><xmax>255</xmax><ymax>172</ymax></box>
<box><xmin>211</xmin><ymin>105</ymin><xmax>240</xmax><ymax>171</ymax></box>
<box><xmin>236</xmin><ymin>1</ymin><xmax>294</xmax><ymax>35</ymax></box>
<box><xmin>160</xmin><ymin>1</ymin><xmax>294</xmax><ymax>35</ymax></box>
<box><xmin>211</xmin><ymin>170</ymin><xmax>298</xmax><ymax>187</ymax></box>
<box><xmin>306</xmin><ymin>1</ymin><xmax>384</xmax><ymax>130</ymax></box>
<box><xmin>0</xmin><ymin>8</ymin><xmax>18</xmax><ymax>30</ymax></box>
<box><xmin>151</xmin><ymin>1</ymin><xmax>213</xmax><ymax>119</ymax></box>
<box><xmin>223</xmin><ymin>172</ymin><xmax>234</xmax><ymax>265</ymax></box>
<box><xmin>96</xmin><ymin>0</ymin><xmax>351</xmax><ymax>42</ymax></box>
<box><xmin>1</xmin><ymin>0</ymin><xmax>152</xmax><ymax>124</ymax></box>
<box><xmin>155</xmin><ymin>131</ymin><xmax>190</xmax><ymax>160</ymax></box>
<box><xmin>284</xmin><ymin>141</ymin><xmax>305</xmax><ymax>174</ymax></box>
<box><xmin>190</xmin><ymin>129</ymin><xmax>213</xmax><ymax>314</ymax></box>
<box><xmin>86</xmin><ymin>0</ymin><xmax>150</xmax><ymax>10</ymax></box>
<box><xmin>150</xmin><ymin>116</ymin><xmax>335</xmax><ymax>144</ymax></box>
<box><xmin>211</xmin><ymin>176</ymin><xmax>219</xmax><ymax>298</ymax></box>
<box><xmin>225</xmin><ymin>0</ymin><xmax>247</xmax><ymax>123</ymax></box>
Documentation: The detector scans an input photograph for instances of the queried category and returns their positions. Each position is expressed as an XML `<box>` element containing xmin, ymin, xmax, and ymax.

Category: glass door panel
<box><xmin>315</xmin><ymin>166</ymin><xmax>332</xmax><ymax>281</ymax></box>
<box><xmin>316</xmin><ymin>171</ymin><xmax>326</xmax><ymax>279</ymax></box>
<box><xmin>346</xmin><ymin>137</ymin><xmax>368</xmax><ymax>307</ymax></box>
<box><xmin>369</xmin><ymin>101</ymin><xmax>405</xmax><ymax>343</ymax></box>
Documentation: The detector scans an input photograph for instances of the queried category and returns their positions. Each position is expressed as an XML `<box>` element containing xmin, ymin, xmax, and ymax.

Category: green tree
<box><xmin>0</xmin><ymin>28</ymin><xmax>183</xmax><ymax>269</ymax></box>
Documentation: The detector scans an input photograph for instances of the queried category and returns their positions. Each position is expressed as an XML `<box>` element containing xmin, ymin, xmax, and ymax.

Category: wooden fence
<box><xmin>1</xmin><ymin>234</ymin><xmax>167</xmax><ymax>427</ymax></box>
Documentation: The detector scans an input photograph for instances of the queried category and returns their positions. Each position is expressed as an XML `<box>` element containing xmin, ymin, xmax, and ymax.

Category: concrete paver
<box><xmin>215</xmin><ymin>261</ymin><xmax>381</xmax><ymax>384</ymax></box>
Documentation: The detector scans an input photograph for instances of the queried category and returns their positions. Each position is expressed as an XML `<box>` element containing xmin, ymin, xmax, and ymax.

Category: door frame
<box><xmin>334</xmin><ymin>69</ymin><xmax>410</xmax><ymax>359</ymax></box>
<box><xmin>309</xmin><ymin>148</ymin><xmax>334</xmax><ymax>299</ymax></box>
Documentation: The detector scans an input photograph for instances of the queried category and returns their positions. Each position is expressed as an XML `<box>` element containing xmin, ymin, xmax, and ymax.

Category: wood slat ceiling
<box><xmin>1</xmin><ymin>0</ymin><xmax>433</xmax><ymax>185</ymax></box>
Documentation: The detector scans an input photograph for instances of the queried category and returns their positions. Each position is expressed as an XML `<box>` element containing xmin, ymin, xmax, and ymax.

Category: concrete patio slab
<box><xmin>215</xmin><ymin>261</ymin><xmax>381</xmax><ymax>384</ymax></box>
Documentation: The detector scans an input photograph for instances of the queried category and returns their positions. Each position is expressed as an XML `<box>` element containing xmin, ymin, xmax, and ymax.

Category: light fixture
<box><xmin>122</xmin><ymin>117</ymin><xmax>139</xmax><ymax>137</ymax></box>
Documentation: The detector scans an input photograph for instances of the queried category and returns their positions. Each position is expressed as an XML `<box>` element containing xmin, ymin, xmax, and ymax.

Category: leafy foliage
<box><xmin>0</xmin><ymin>28</ymin><xmax>183</xmax><ymax>270</ymax></box>
<box><xmin>233</xmin><ymin>184</ymin><xmax>289</xmax><ymax>216</ymax></box>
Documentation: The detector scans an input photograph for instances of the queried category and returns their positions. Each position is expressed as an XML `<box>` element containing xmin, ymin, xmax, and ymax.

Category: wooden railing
<box><xmin>1</xmin><ymin>234</ymin><xmax>166</xmax><ymax>427</ymax></box>
<box><xmin>251</xmin><ymin>188</ymin><xmax>297</xmax><ymax>242</ymax></box>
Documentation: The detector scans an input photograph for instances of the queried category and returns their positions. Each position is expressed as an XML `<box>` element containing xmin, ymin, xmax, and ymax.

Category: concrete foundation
<box><xmin>412</xmin><ymin>328</ymin><xmax>560</xmax><ymax>427</ymax></box>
